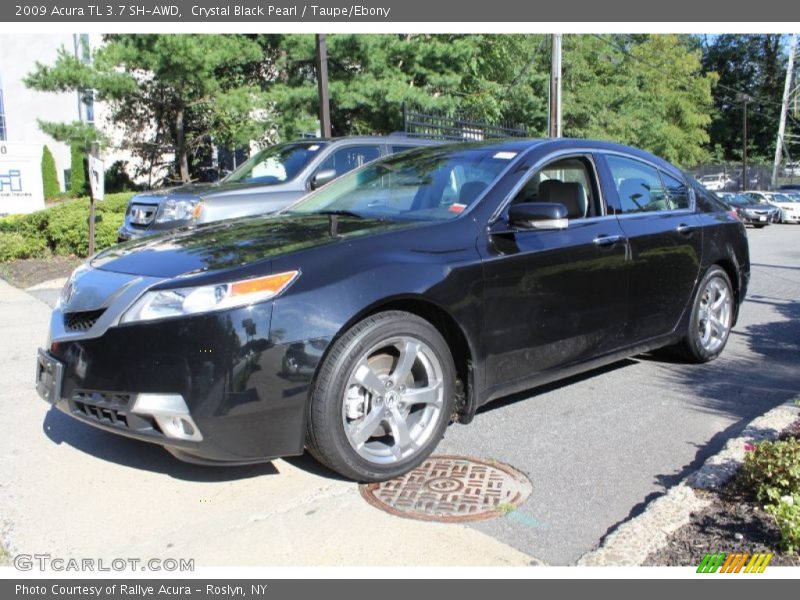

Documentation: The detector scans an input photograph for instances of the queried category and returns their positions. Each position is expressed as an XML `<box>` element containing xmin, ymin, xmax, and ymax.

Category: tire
<box><xmin>306</xmin><ymin>310</ymin><xmax>455</xmax><ymax>481</ymax></box>
<box><xmin>674</xmin><ymin>266</ymin><xmax>735</xmax><ymax>363</ymax></box>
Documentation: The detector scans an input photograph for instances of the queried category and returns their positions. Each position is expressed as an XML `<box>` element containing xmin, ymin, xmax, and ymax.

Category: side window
<box><xmin>510</xmin><ymin>156</ymin><xmax>599</xmax><ymax>219</ymax></box>
<box><xmin>660</xmin><ymin>171</ymin><xmax>690</xmax><ymax>210</ymax></box>
<box><xmin>605</xmin><ymin>155</ymin><xmax>668</xmax><ymax>214</ymax></box>
<box><xmin>319</xmin><ymin>145</ymin><xmax>381</xmax><ymax>177</ymax></box>
<box><xmin>691</xmin><ymin>179</ymin><xmax>729</xmax><ymax>213</ymax></box>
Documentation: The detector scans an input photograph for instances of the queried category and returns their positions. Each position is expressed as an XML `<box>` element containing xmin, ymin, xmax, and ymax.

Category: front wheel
<box><xmin>675</xmin><ymin>266</ymin><xmax>735</xmax><ymax>363</ymax></box>
<box><xmin>306</xmin><ymin>311</ymin><xmax>455</xmax><ymax>481</ymax></box>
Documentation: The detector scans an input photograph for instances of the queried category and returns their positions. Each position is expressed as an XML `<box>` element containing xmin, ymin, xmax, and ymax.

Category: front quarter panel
<box><xmin>266</xmin><ymin>217</ymin><xmax>485</xmax><ymax>405</ymax></box>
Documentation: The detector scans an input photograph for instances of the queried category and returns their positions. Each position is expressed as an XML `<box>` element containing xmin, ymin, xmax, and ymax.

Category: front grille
<box><xmin>72</xmin><ymin>391</ymin><xmax>132</xmax><ymax>428</ymax></box>
<box><xmin>64</xmin><ymin>309</ymin><xmax>106</xmax><ymax>332</ymax></box>
<box><xmin>128</xmin><ymin>203</ymin><xmax>158</xmax><ymax>226</ymax></box>
<box><xmin>71</xmin><ymin>390</ymin><xmax>162</xmax><ymax>437</ymax></box>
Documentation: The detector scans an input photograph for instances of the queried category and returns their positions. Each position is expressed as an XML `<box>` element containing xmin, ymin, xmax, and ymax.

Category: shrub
<box><xmin>0</xmin><ymin>232</ymin><xmax>47</xmax><ymax>261</ymax></box>
<box><xmin>69</xmin><ymin>145</ymin><xmax>88</xmax><ymax>197</ymax></box>
<box><xmin>738</xmin><ymin>438</ymin><xmax>800</xmax><ymax>504</ymax></box>
<box><xmin>766</xmin><ymin>495</ymin><xmax>800</xmax><ymax>554</ymax></box>
<box><xmin>41</xmin><ymin>145</ymin><xmax>60</xmax><ymax>199</ymax></box>
<box><xmin>0</xmin><ymin>192</ymin><xmax>133</xmax><ymax>261</ymax></box>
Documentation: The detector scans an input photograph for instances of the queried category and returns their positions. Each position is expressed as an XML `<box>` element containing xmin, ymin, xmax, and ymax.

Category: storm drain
<box><xmin>359</xmin><ymin>455</ymin><xmax>532</xmax><ymax>522</ymax></box>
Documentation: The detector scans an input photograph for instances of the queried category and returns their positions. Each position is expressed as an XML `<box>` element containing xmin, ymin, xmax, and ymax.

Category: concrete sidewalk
<box><xmin>0</xmin><ymin>278</ymin><xmax>537</xmax><ymax>567</ymax></box>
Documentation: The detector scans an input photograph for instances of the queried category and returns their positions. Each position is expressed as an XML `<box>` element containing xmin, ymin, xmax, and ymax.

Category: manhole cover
<box><xmin>359</xmin><ymin>455</ymin><xmax>532</xmax><ymax>522</ymax></box>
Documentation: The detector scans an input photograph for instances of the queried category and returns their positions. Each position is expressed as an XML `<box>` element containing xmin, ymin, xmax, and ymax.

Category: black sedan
<box><xmin>36</xmin><ymin>140</ymin><xmax>750</xmax><ymax>481</ymax></box>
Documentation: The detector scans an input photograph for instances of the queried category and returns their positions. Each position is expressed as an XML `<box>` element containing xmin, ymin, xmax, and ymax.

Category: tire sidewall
<box><xmin>312</xmin><ymin>312</ymin><xmax>455</xmax><ymax>481</ymax></box>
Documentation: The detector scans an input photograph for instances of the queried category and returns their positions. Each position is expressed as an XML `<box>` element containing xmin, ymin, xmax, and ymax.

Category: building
<box><xmin>0</xmin><ymin>34</ymin><xmax>104</xmax><ymax>195</ymax></box>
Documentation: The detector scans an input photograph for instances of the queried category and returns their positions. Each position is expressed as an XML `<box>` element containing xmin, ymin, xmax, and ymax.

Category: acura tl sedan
<box><xmin>37</xmin><ymin>140</ymin><xmax>750</xmax><ymax>481</ymax></box>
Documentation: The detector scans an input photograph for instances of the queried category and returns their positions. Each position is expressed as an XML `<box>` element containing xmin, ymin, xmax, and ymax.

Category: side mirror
<box><xmin>508</xmin><ymin>202</ymin><xmax>569</xmax><ymax>230</ymax></box>
<box><xmin>310</xmin><ymin>169</ymin><xmax>337</xmax><ymax>190</ymax></box>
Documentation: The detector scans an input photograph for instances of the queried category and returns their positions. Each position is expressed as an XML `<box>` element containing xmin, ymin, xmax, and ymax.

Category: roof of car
<box><xmin>289</xmin><ymin>136</ymin><xmax>682</xmax><ymax>171</ymax></box>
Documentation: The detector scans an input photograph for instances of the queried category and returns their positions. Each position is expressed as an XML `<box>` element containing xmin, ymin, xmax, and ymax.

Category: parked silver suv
<box><xmin>118</xmin><ymin>135</ymin><xmax>441</xmax><ymax>241</ymax></box>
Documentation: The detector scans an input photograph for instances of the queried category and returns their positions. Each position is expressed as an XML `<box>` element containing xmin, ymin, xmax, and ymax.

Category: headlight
<box><xmin>155</xmin><ymin>199</ymin><xmax>202</xmax><ymax>223</ymax></box>
<box><xmin>120</xmin><ymin>270</ymin><xmax>299</xmax><ymax>324</ymax></box>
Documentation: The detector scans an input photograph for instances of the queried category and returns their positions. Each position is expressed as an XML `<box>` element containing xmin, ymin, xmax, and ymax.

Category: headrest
<box><xmin>539</xmin><ymin>180</ymin><xmax>587</xmax><ymax>219</ymax></box>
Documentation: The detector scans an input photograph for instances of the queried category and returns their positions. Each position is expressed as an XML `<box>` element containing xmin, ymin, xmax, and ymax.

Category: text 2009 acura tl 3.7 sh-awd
<box><xmin>36</xmin><ymin>140</ymin><xmax>750</xmax><ymax>481</ymax></box>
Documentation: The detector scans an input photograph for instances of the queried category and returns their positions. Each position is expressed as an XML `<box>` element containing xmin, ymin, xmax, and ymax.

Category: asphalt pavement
<box><xmin>1</xmin><ymin>224</ymin><xmax>798</xmax><ymax>567</ymax></box>
<box><xmin>438</xmin><ymin>224</ymin><xmax>800</xmax><ymax>563</ymax></box>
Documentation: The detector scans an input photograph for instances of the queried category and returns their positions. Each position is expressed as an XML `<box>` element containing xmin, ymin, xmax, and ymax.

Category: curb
<box><xmin>577</xmin><ymin>397</ymin><xmax>800</xmax><ymax>566</ymax></box>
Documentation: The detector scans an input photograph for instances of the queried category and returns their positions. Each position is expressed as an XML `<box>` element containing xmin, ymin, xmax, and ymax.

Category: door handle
<box><xmin>676</xmin><ymin>223</ymin><xmax>695</xmax><ymax>235</ymax></box>
<box><xmin>592</xmin><ymin>234</ymin><xmax>624</xmax><ymax>247</ymax></box>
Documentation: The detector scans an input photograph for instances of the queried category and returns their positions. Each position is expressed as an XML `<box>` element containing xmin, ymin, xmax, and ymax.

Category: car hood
<box><xmin>130</xmin><ymin>179</ymin><xmax>293</xmax><ymax>203</ymax></box>
<box><xmin>92</xmin><ymin>214</ymin><xmax>419</xmax><ymax>279</ymax></box>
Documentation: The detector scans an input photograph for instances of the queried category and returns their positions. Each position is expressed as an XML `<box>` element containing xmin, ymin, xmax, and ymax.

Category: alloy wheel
<box><xmin>341</xmin><ymin>336</ymin><xmax>444</xmax><ymax>465</ymax></box>
<box><xmin>696</xmin><ymin>276</ymin><xmax>733</xmax><ymax>354</ymax></box>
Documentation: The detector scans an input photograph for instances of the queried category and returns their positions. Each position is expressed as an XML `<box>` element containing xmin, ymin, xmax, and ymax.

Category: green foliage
<box><xmin>766</xmin><ymin>495</ymin><xmax>800</xmax><ymax>554</ymax></box>
<box><xmin>26</xmin><ymin>33</ymin><xmax>725</xmax><ymax>177</ymax></box>
<box><xmin>701</xmin><ymin>34</ymin><xmax>792</xmax><ymax>163</ymax></box>
<box><xmin>0</xmin><ymin>193</ymin><xmax>133</xmax><ymax>261</ymax></box>
<box><xmin>69</xmin><ymin>144</ymin><xmax>88</xmax><ymax>197</ymax></box>
<box><xmin>41</xmin><ymin>146</ymin><xmax>60</xmax><ymax>199</ymax></box>
<box><xmin>0</xmin><ymin>232</ymin><xmax>48</xmax><ymax>261</ymax></box>
<box><xmin>562</xmin><ymin>34</ymin><xmax>716</xmax><ymax>166</ymax></box>
<box><xmin>37</xmin><ymin>121</ymin><xmax>106</xmax><ymax>149</ymax></box>
<box><xmin>26</xmin><ymin>34</ymin><xmax>270</xmax><ymax>183</ymax></box>
<box><xmin>738</xmin><ymin>438</ymin><xmax>800</xmax><ymax>504</ymax></box>
<box><xmin>104</xmin><ymin>161</ymin><xmax>141</xmax><ymax>193</ymax></box>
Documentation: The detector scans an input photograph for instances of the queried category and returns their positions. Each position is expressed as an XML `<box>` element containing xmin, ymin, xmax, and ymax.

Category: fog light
<box><xmin>131</xmin><ymin>394</ymin><xmax>203</xmax><ymax>442</ymax></box>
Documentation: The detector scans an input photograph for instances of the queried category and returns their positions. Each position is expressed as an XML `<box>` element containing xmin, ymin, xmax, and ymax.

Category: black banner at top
<box><xmin>1</xmin><ymin>0</ymin><xmax>799</xmax><ymax>22</ymax></box>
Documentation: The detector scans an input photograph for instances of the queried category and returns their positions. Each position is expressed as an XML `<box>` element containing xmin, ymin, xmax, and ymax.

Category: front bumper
<box><xmin>117</xmin><ymin>224</ymin><xmax>155</xmax><ymax>242</ymax></box>
<box><xmin>38</xmin><ymin>303</ymin><xmax>323</xmax><ymax>465</ymax></box>
<box><xmin>781</xmin><ymin>211</ymin><xmax>800</xmax><ymax>223</ymax></box>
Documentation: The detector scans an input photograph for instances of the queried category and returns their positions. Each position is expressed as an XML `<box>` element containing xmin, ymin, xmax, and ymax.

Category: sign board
<box><xmin>88</xmin><ymin>154</ymin><xmax>104</xmax><ymax>201</ymax></box>
<box><xmin>0</xmin><ymin>142</ymin><xmax>45</xmax><ymax>216</ymax></box>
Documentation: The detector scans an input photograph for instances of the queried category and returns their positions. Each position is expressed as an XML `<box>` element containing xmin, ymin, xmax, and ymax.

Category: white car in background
<box><xmin>698</xmin><ymin>173</ymin><xmax>734</xmax><ymax>191</ymax></box>
<box><xmin>746</xmin><ymin>191</ymin><xmax>800</xmax><ymax>224</ymax></box>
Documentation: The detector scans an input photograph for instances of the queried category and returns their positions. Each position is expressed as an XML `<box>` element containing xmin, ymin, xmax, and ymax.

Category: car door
<box><xmin>598</xmin><ymin>153</ymin><xmax>702</xmax><ymax>342</ymax></box>
<box><xmin>479</xmin><ymin>154</ymin><xmax>630</xmax><ymax>390</ymax></box>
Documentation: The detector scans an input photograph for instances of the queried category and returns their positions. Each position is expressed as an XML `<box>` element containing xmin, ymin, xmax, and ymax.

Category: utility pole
<box><xmin>772</xmin><ymin>33</ymin><xmax>797</xmax><ymax>188</ymax></box>
<box><xmin>737</xmin><ymin>92</ymin><xmax>752</xmax><ymax>191</ymax></box>
<box><xmin>549</xmin><ymin>34</ymin><xmax>562</xmax><ymax>138</ymax></box>
<box><xmin>315</xmin><ymin>34</ymin><xmax>332</xmax><ymax>138</ymax></box>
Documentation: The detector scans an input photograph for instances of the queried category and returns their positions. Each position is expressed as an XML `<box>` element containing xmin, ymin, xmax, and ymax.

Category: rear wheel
<box><xmin>675</xmin><ymin>266</ymin><xmax>734</xmax><ymax>363</ymax></box>
<box><xmin>306</xmin><ymin>311</ymin><xmax>455</xmax><ymax>481</ymax></box>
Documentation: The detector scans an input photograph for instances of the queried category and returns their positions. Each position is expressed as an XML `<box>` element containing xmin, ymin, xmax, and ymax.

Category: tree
<box><xmin>25</xmin><ymin>34</ymin><xmax>273</xmax><ymax>184</ymax></box>
<box><xmin>41</xmin><ymin>145</ymin><xmax>60</xmax><ymax>198</ymax></box>
<box><xmin>701</xmin><ymin>34</ymin><xmax>789</xmax><ymax>162</ymax></box>
<box><xmin>69</xmin><ymin>144</ymin><xmax>87</xmax><ymax>197</ymax></box>
<box><xmin>562</xmin><ymin>34</ymin><xmax>716</xmax><ymax>166</ymax></box>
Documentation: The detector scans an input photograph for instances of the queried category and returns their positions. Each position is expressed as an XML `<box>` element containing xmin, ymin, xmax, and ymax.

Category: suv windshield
<box><xmin>283</xmin><ymin>145</ymin><xmax>516</xmax><ymax>222</ymax></box>
<box><xmin>223</xmin><ymin>142</ymin><xmax>328</xmax><ymax>185</ymax></box>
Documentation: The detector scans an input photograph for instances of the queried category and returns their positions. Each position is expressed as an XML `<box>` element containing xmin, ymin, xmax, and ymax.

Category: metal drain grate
<box><xmin>359</xmin><ymin>455</ymin><xmax>532</xmax><ymax>522</ymax></box>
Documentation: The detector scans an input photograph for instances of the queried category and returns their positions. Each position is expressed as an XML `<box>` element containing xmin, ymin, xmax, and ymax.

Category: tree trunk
<box><xmin>175</xmin><ymin>107</ymin><xmax>190</xmax><ymax>183</ymax></box>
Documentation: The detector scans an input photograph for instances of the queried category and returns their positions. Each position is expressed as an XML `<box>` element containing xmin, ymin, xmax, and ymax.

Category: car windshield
<box><xmin>769</xmin><ymin>194</ymin><xmax>793</xmax><ymax>202</ymax></box>
<box><xmin>282</xmin><ymin>145</ymin><xmax>516</xmax><ymax>221</ymax></box>
<box><xmin>223</xmin><ymin>142</ymin><xmax>328</xmax><ymax>185</ymax></box>
<box><xmin>724</xmin><ymin>194</ymin><xmax>751</xmax><ymax>206</ymax></box>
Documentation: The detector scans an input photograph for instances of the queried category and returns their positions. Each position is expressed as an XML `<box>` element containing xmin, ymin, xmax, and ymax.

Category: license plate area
<box><xmin>36</xmin><ymin>349</ymin><xmax>64</xmax><ymax>405</ymax></box>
